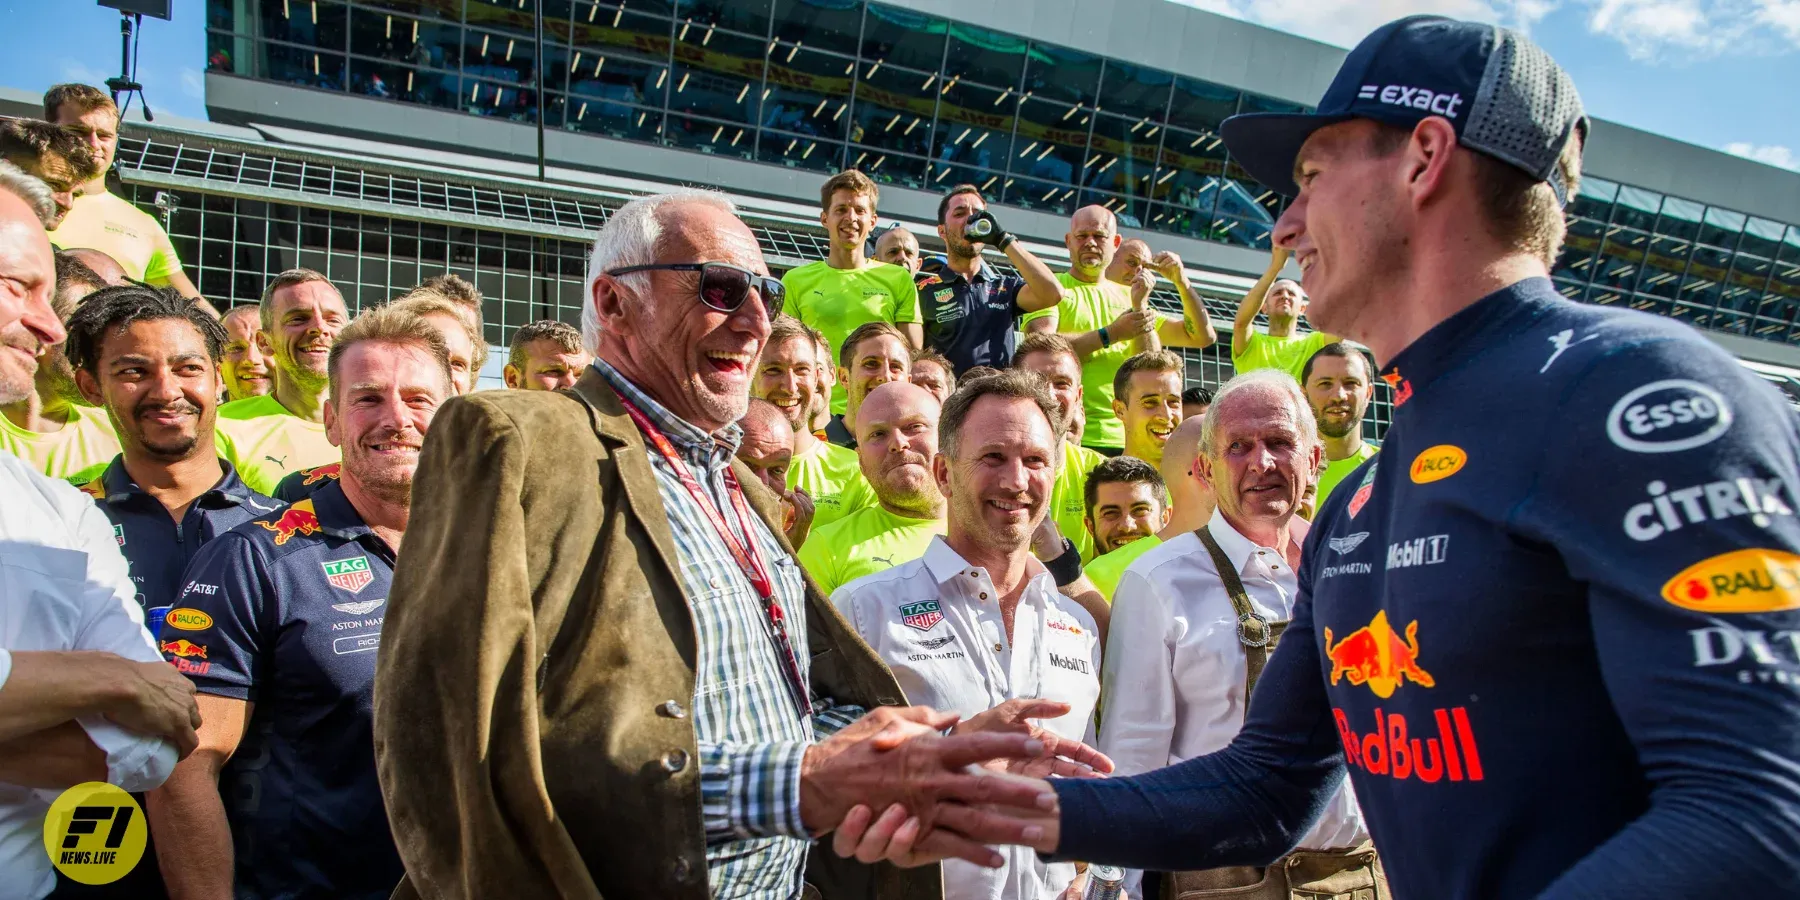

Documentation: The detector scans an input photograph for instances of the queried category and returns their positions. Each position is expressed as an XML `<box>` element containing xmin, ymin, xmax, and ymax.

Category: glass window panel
<box><xmin>1594</xmin><ymin>227</ymin><xmax>1648</xmax><ymax>291</ymax></box>
<box><xmin>932</xmin><ymin>81</ymin><xmax>1016</xmax><ymax>177</ymax></box>
<box><xmin>1083</xmin><ymin>112</ymin><xmax>1157</xmax><ymax>200</ymax></box>
<box><xmin>851</xmin><ymin>149</ymin><xmax>929</xmax><ymax>189</ymax></box>
<box><xmin>862</xmin><ymin>4</ymin><xmax>946</xmax><ymax>73</ymax></box>
<box><xmin>1553</xmin><ymin>216</ymin><xmax>1603</xmax><ymax>282</ymax></box>
<box><xmin>1570</xmin><ymin>175</ymin><xmax>1618</xmax><ymax>223</ymax></box>
<box><xmin>464</xmin><ymin>0</ymin><xmax>539</xmax><ymax>36</ymax></box>
<box><xmin>463</xmin><ymin>27</ymin><xmax>538</xmax><ymax>90</ymax></box>
<box><xmin>1627</xmin><ymin>293</ymin><xmax>1674</xmax><ymax>319</ymax></box>
<box><xmin>1023</xmin><ymin>41</ymin><xmax>1101</xmax><ymax>108</ymax></box>
<box><xmin>1208</xmin><ymin>179</ymin><xmax>1278</xmax><ymax>249</ymax></box>
<box><xmin>568</xmin><ymin>9</ymin><xmax>671</xmax><ymax>112</ymax></box>
<box><xmin>1004</xmin><ymin>177</ymin><xmax>1078</xmax><ymax>217</ymax></box>
<box><xmin>1145</xmin><ymin>200</ymin><xmax>1199</xmax><ymax>235</ymax></box>
<box><xmin>1700</xmin><ymin>206</ymin><xmax>1746</xmax><ymax>250</ymax></box>
<box><xmin>1097</xmin><ymin>60</ymin><xmax>1173</xmax><ymax>123</ymax></box>
<box><xmin>757</xmin><ymin>130</ymin><xmax>841</xmax><ymax>172</ymax></box>
<box><xmin>1613</xmin><ymin>185</ymin><xmax>1662</xmax><ymax>232</ymax></box>
<box><xmin>259</xmin><ymin>0</ymin><xmax>348</xmax><ymax>51</ymax></box>
<box><xmin>1167</xmin><ymin>76</ymin><xmax>1237</xmax><ymax>137</ymax></box>
<box><xmin>929</xmin><ymin>159</ymin><xmax>1004</xmax><ymax>197</ymax></box>
<box><xmin>1586</xmin><ymin>285</ymin><xmax>1627</xmax><ymax>308</ymax></box>
<box><xmin>663</xmin><ymin>111</ymin><xmax>755</xmax><ymax>159</ymax></box>
<box><xmin>944</xmin><ymin>22</ymin><xmax>1026</xmax><ymax>90</ymax></box>
<box><xmin>1008</xmin><ymin>97</ymin><xmax>1085</xmax><ymax>203</ymax></box>
<box><xmin>349</xmin><ymin>58</ymin><xmax>460</xmax><ymax>109</ymax></box>
<box><xmin>1637</xmin><ymin>234</ymin><xmax>1690</xmax><ymax>298</ymax></box>
<box><xmin>772</xmin><ymin>0</ymin><xmax>862</xmax><ymax>57</ymax></box>
<box><xmin>669</xmin><ymin>28</ymin><xmax>763</xmax><ymax>124</ymax></box>
<box><xmin>356</xmin><ymin>0</ymin><xmax>460</xmax><ymax>21</ymax></box>
<box><xmin>1681</xmin><ymin>245</ymin><xmax>1733</xmax><ymax>310</ymax></box>
<box><xmin>1656</xmin><ymin>196</ymin><xmax>1703</xmax><ymax>243</ymax></box>
<box><xmin>1153</xmin><ymin>127</ymin><xmax>1229</xmax><ymax>224</ymax></box>
<box><xmin>1780</xmin><ymin>226</ymin><xmax>1800</xmax><ymax>265</ymax></box>
<box><xmin>1239</xmin><ymin>92</ymin><xmax>1306</xmax><ymax>115</ymax></box>
<box><xmin>677</xmin><ymin>0</ymin><xmax>772</xmax><ymax>35</ymax></box>
<box><xmin>1728</xmin><ymin>252</ymin><xmax>1774</xmax><ymax>301</ymax></box>
<box><xmin>847</xmin><ymin>63</ymin><xmax>935</xmax><ymax>158</ymax></box>
<box><xmin>1740</xmin><ymin>216</ymin><xmax>1788</xmax><ymax>258</ymax></box>
<box><xmin>1552</xmin><ymin>277</ymin><xmax>1584</xmax><ymax>301</ymax></box>
<box><xmin>258</xmin><ymin>41</ymin><xmax>348</xmax><ymax>90</ymax></box>
<box><xmin>761</xmin><ymin>44</ymin><xmax>852</xmax><ymax>141</ymax></box>
<box><xmin>460</xmin><ymin>72</ymin><xmax>543</xmax><ymax>121</ymax></box>
<box><xmin>567</xmin><ymin>98</ymin><xmax>663</xmax><ymax>141</ymax></box>
<box><xmin>207</xmin><ymin>31</ymin><xmax>240</xmax><ymax>73</ymax></box>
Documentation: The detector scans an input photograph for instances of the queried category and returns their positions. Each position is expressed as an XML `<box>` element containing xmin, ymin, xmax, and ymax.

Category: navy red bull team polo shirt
<box><xmin>80</xmin><ymin>457</ymin><xmax>276</xmax><ymax>637</ymax></box>
<box><xmin>915</xmin><ymin>255</ymin><xmax>1028</xmax><ymax>374</ymax></box>
<box><xmin>164</xmin><ymin>479</ymin><xmax>402</xmax><ymax>899</ymax></box>
<box><xmin>271</xmin><ymin>460</ymin><xmax>340</xmax><ymax>504</ymax></box>
<box><xmin>1049</xmin><ymin>277</ymin><xmax>1800</xmax><ymax>897</ymax></box>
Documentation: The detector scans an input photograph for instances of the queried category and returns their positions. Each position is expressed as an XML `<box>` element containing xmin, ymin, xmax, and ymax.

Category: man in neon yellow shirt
<box><xmin>1112</xmin><ymin>350</ymin><xmax>1185</xmax><ymax>468</ymax></box>
<box><xmin>1303</xmin><ymin>341</ymin><xmax>1378</xmax><ymax>508</ymax></box>
<box><xmin>1230</xmin><ymin>246</ymin><xmax>1337</xmax><ymax>382</ymax></box>
<box><xmin>754</xmin><ymin>317</ymin><xmax>873</xmax><ymax>528</ymax></box>
<box><xmin>1082</xmin><ymin>457</ymin><xmax>1171</xmax><ymax>602</ymax></box>
<box><xmin>831</xmin><ymin>320</ymin><xmax>912</xmax><ymax>448</ymax></box>
<box><xmin>1023</xmin><ymin>205</ymin><xmax>1215</xmax><ymax>452</ymax></box>
<box><xmin>1013</xmin><ymin>332</ymin><xmax>1107</xmax><ymax>562</ymax></box>
<box><xmin>797</xmin><ymin>381</ymin><xmax>945</xmax><ymax>595</ymax></box>
<box><xmin>784</xmin><ymin>169</ymin><xmax>921</xmax><ymax>424</ymax></box>
<box><xmin>44</xmin><ymin>84</ymin><xmax>212</xmax><ymax>311</ymax></box>
<box><xmin>0</xmin><ymin>253</ymin><xmax>118</xmax><ymax>482</ymax></box>
<box><xmin>216</xmin><ymin>269</ymin><xmax>347</xmax><ymax>494</ymax></box>
<box><xmin>736</xmin><ymin>398</ymin><xmax>817</xmax><ymax>549</ymax></box>
<box><xmin>219</xmin><ymin>304</ymin><xmax>273</xmax><ymax>401</ymax></box>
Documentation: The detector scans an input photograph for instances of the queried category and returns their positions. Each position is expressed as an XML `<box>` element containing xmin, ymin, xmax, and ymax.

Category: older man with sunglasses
<box><xmin>376</xmin><ymin>189</ymin><xmax>1057</xmax><ymax>900</ymax></box>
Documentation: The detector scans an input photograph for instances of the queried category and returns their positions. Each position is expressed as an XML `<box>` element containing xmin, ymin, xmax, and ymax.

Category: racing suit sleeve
<box><xmin>1046</xmin><ymin>581</ymin><xmax>1346</xmax><ymax>871</ymax></box>
<box><xmin>1521</xmin><ymin>336</ymin><xmax>1800</xmax><ymax>898</ymax></box>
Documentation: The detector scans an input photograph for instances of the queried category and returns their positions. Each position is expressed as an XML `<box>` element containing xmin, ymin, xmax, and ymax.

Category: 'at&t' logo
<box><xmin>1606</xmin><ymin>380</ymin><xmax>1732</xmax><ymax>453</ymax></box>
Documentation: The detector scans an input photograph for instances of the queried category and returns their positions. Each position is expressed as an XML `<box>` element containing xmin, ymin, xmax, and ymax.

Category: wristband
<box><xmin>996</xmin><ymin>232</ymin><xmax>1017</xmax><ymax>250</ymax></box>
<box><xmin>1098</xmin><ymin>326</ymin><xmax>1111</xmax><ymax>348</ymax></box>
<box><xmin>1044</xmin><ymin>538</ymin><xmax>1083</xmax><ymax>587</ymax></box>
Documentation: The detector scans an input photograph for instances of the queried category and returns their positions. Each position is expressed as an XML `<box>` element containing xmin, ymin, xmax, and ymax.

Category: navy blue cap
<box><xmin>1221</xmin><ymin>16</ymin><xmax>1587</xmax><ymax>205</ymax></box>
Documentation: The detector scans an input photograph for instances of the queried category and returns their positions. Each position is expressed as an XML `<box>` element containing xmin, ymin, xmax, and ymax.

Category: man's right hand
<box><xmin>799</xmin><ymin>705</ymin><xmax>1056</xmax><ymax>863</ymax></box>
<box><xmin>1266</xmin><ymin>245</ymin><xmax>1293</xmax><ymax>274</ymax></box>
<box><xmin>101</xmin><ymin>658</ymin><xmax>201</xmax><ymax>758</ymax></box>
<box><xmin>831</xmin><ymin>770</ymin><xmax>1064</xmax><ymax>867</ymax></box>
<box><xmin>1107</xmin><ymin>309</ymin><xmax>1154</xmax><ymax>339</ymax></box>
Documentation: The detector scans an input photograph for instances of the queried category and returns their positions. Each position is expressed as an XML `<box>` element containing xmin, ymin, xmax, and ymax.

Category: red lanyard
<box><xmin>616</xmin><ymin>393</ymin><xmax>813</xmax><ymax>717</ymax></box>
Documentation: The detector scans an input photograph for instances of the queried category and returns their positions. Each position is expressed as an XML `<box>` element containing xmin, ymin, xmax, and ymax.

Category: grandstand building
<box><xmin>13</xmin><ymin>0</ymin><xmax>1800</xmax><ymax>416</ymax></box>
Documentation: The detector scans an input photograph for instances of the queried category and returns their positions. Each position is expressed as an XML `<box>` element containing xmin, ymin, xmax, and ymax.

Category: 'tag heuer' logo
<box><xmin>1324</xmin><ymin>610</ymin><xmax>1436</xmax><ymax>698</ymax></box>
<box><xmin>322</xmin><ymin>556</ymin><xmax>374</xmax><ymax>594</ymax></box>
<box><xmin>256</xmin><ymin>500</ymin><xmax>321</xmax><ymax>546</ymax></box>
<box><xmin>1661</xmin><ymin>549</ymin><xmax>1800</xmax><ymax>613</ymax></box>
<box><xmin>900</xmin><ymin>600</ymin><xmax>943</xmax><ymax>631</ymax></box>
<box><xmin>1347</xmin><ymin>463</ymin><xmax>1379</xmax><ymax>519</ymax></box>
<box><xmin>1409</xmin><ymin>445</ymin><xmax>1466</xmax><ymax>484</ymax></box>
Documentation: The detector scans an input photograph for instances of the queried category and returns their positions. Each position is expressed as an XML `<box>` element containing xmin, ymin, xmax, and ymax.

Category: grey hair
<box><xmin>0</xmin><ymin>160</ymin><xmax>56</xmax><ymax>228</ymax></box>
<box><xmin>1198</xmin><ymin>368</ymin><xmax>1320</xmax><ymax>459</ymax></box>
<box><xmin>580</xmin><ymin>188</ymin><xmax>738</xmax><ymax>354</ymax></box>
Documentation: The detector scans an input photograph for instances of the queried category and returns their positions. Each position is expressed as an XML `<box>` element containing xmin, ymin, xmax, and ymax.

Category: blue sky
<box><xmin>0</xmin><ymin>0</ymin><xmax>1795</xmax><ymax>172</ymax></box>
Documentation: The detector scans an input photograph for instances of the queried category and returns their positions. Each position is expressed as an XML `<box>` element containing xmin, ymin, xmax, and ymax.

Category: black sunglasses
<box><xmin>606</xmin><ymin>263</ymin><xmax>785</xmax><ymax>318</ymax></box>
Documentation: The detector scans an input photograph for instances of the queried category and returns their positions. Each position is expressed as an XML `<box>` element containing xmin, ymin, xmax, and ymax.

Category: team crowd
<box><xmin>4</xmin><ymin>13</ymin><xmax>1799</xmax><ymax>900</ymax></box>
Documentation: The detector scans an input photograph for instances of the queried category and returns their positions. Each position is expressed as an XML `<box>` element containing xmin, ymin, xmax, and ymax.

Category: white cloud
<box><xmin>1724</xmin><ymin>141</ymin><xmax>1800</xmax><ymax>170</ymax></box>
<box><xmin>1758</xmin><ymin>0</ymin><xmax>1800</xmax><ymax>42</ymax></box>
<box><xmin>59</xmin><ymin>59</ymin><xmax>111</xmax><ymax>88</ymax></box>
<box><xmin>180</xmin><ymin>67</ymin><xmax>204</xmax><ymax>100</ymax></box>
<box><xmin>1168</xmin><ymin>0</ymin><xmax>1556</xmax><ymax>48</ymax></box>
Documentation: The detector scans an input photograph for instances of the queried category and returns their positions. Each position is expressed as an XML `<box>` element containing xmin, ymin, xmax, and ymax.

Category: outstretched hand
<box><xmin>944</xmin><ymin>699</ymin><xmax>1113</xmax><ymax>779</ymax></box>
<box><xmin>831</xmin><ymin>771</ymin><xmax>1064</xmax><ymax>868</ymax></box>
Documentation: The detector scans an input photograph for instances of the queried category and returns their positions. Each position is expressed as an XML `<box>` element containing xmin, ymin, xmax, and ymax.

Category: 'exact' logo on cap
<box><xmin>1358</xmin><ymin>84</ymin><xmax>1464</xmax><ymax>118</ymax></box>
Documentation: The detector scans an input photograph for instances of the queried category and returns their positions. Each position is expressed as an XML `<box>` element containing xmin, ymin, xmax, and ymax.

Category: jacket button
<box><xmin>671</xmin><ymin>856</ymin><xmax>693</xmax><ymax>881</ymax></box>
<box><xmin>661</xmin><ymin>749</ymin><xmax>690</xmax><ymax>773</ymax></box>
<box><xmin>876</xmin><ymin>695</ymin><xmax>899</xmax><ymax>706</ymax></box>
<box><xmin>658</xmin><ymin>700</ymin><xmax>687</xmax><ymax>718</ymax></box>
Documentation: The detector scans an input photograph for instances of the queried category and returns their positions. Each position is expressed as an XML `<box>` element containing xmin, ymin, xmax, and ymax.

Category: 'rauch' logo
<box><xmin>1661</xmin><ymin>549</ymin><xmax>1800</xmax><ymax>613</ymax></box>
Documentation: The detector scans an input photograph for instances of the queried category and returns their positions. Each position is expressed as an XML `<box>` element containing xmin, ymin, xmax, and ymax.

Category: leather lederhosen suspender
<box><xmin>1195</xmin><ymin>525</ymin><xmax>1288</xmax><ymax>708</ymax></box>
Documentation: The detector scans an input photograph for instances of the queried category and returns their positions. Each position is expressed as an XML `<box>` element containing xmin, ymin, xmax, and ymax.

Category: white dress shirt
<box><xmin>1100</xmin><ymin>510</ymin><xmax>1366</xmax><ymax>889</ymax></box>
<box><xmin>834</xmin><ymin>536</ymin><xmax>1101</xmax><ymax>900</ymax></box>
<box><xmin>0</xmin><ymin>451</ymin><xmax>177</xmax><ymax>900</ymax></box>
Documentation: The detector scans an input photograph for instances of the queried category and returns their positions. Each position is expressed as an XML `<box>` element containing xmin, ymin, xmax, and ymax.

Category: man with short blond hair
<box><xmin>1013</xmin><ymin>332</ymin><xmax>1107</xmax><ymax>562</ymax></box>
<box><xmin>390</xmin><ymin>293</ymin><xmax>484</xmax><ymax>395</ymax></box>
<box><xmin>149</xmin><ymin>304</ymin><xmax>452</xmax><ymax>899</ymax></box>
<box><xmin>830</xmin><ymin>318</ymin><xmax>912</xmax><ymax>447</ymax></box>
<box><xmin>504</xmin><ymin>319</ymin><xmax>589</xmax><ymax>391</ymax></box>
<box><xmin>45</xmin><ymin>84</ymin><xmax>208</xmax><ymax>305</ymax></box>
<box><xmin>1112</xmin><ymin>350</ymin><xmax>1185</xmax><ymax>467</ymax></box>
<box><xmin>0</xmin><ymin>119</ymin><xmax>99</xmax><ymax>231</ymax></box>
<box><xmin>785</xmin><ymin>169</ymin><xmax>922</xmax><ymax>426</ymax></box>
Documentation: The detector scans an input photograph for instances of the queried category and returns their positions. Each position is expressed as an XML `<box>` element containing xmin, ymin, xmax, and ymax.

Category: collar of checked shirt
<box><xmin>589</xmin><ymin>358</ymin><xmax>746</xmax><ymax>463</ymax></box>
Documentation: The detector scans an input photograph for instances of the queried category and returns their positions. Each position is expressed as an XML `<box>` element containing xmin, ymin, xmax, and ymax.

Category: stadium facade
<box><xmin>22</xmin><ymin>0</ymin><xmax>1800</xmax><ymax>408</ymax></box>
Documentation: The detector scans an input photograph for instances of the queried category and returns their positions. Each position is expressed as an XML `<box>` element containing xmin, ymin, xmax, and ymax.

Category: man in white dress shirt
<box><xmin>0</xmin><ymin>161</ymin><xmax>197</xmax><ymax>898</ymax></box>
<box><xmin>1100</xmin><ymin>369</ymin><xmax>1378</xmax><ymax>899</ymax></box>
<box><xmin>832</xmin><ymin>370</ymin><xmax>1113</xmax><ymax>900</ymax></box>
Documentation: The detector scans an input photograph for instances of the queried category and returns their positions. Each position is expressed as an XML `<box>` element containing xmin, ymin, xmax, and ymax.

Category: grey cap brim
<box><xmin>1219</xmin><ymin>112</ymin><xmax>1357</xmax><ymax>199</ymax></box>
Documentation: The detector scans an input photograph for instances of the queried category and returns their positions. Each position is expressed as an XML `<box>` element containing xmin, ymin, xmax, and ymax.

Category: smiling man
<box><xmin>1112</xmin><ymin>350</ymin><xmax>1185</xmax><ymax>468</ymax></box>
<box><xmin>0</xmin><ymin>118</ymin><xmax>99</xmax><ymax>232</ymax></box>
<box><xmin>1013</xmin><ymin>332</ymin><xmax>1108</xmax><ymax>563</ymax></box>
<box><xmin>1081</xmin><ymin>457</ymin><xmax>1171</xmax><ymax>604</ymax></box>
<box><xmin>737</xmin><ymin>396</ymin><xmax>816</xmax><ymax>549</ymax></box>
<box><xmin>215</xmin><ymin>269</ymin><xmax>349</xmax><ymax>495</ymax></box>
<box><xmin>785</xmin><ymin>170</ymin><xmax>923</xmax><ymax>435</ymax></box>
<box><xmin>147</xmin><ymin>304</ymin><xmax>450</xmax><ymax>899</ymax></box>
<box><xmin>754</xmin><ymin>316</ymin><xmax>873</xmax><ymax>529</ymax></box>
<box><xmin>503</xmin><ymin>319</ymin><xmax>590</xmax><ymax>392</ymax></box>
<box><xmin>0</xmin><ymin>251</ymin><xmax>121</xmax><ymax>483</ymax></box>
<box><xmin>1230</xmin><ymin>247</ymin><xmax>1336</xmax><ymax>383</ymax></box>
<box><xmin>218</xmin><ymin>304</ymin><xmax>272</xmax><ymax>402</ymax></box>
<box><xmin>1302</xmin><ymin>342</ymin><xmax>1377</xmax><ymax>507</ymax></box>
<box><xmin>832</xmin><ymin>319</ymin><xmax>913</xmax><ymax>447</ymax></box>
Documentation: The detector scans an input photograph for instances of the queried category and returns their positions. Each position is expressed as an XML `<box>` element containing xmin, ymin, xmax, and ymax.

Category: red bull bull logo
<box><xmin>257</xmin><ymin>500</ymin><xmax>321</xmax><ymax>546</ymax></box>
<box><xmin>1324</xmin><ymin>610</ymin><xmax>1435</xmax><ymax>698</ymax></box>
<box><xmin>160</xmin><ymin>639</ymin><xmax>207</xmax><ymax>659</ymax></box>
<box><xmin>301</xmin><ymin>463</ymin><xmax>341</xmax><ymax>486</ymax></box>
<box><xmin>1333</xmin><ymin>706</ymin><xmax>1485</xmax><ymax>783</ymax></box>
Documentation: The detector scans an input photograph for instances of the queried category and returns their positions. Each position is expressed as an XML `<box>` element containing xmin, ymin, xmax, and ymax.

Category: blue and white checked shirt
<box><xmin>594</xmin><ymin>360</ymin><xmax>863</xmax><ymax>899</ymax></box>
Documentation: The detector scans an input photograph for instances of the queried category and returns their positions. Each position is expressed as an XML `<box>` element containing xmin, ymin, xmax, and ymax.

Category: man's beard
<box><xmin>1318</xmin><ymin>411</ymin><xmax>1360</xmax><ymax>440</ymax></box>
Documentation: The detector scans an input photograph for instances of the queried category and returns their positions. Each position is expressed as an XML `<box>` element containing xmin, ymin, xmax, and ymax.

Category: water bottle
<box><xmin>963</xmin><ymin>213</ymin><xmax>996</xmax><ymax>242</ymax></box>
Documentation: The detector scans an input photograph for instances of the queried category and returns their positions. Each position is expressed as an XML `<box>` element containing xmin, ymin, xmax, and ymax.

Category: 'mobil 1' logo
<box><xmin>43</xmin><ymin>782</ymin><xmax>147</xmax><ymax>884</ymax></box>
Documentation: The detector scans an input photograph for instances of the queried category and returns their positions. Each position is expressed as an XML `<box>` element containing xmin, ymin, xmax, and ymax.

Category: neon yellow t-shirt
<box><xmin>1050</xmin><ymin>441</ymin><xmax>1108</xmax><ymax>564</ymax></box>
<box><xmin>1233</xmin><ymin>330</ymin><xmax>1333</xmax><ymax>385</ymax></box>
<box><xmin>1317</xmin><ymin>441</ymin><xmax>1379</xmax><ymax>507</ymax></box>
<box><xmin>787</xmin><ymin>439</ymin><xmax>874</xmax><ymax>530</ymax></box>
<box><xmin>1021</xmin><ymin>273</ymin><xmax>1162</xmax><ymax>450</ymax></box>
<box><xmin>797</xmin><ymin>504</ymin><xmax>944</xmax><ymax>595</ymax></box>
<box><xmin>1085</xmin><ymin>534</ymin><xmax>1163</xmax><ymax>603</ymax></box>
<box><xmin>782</xmin><ymin>260</ymin><xmax>921</xmax><ymax>415</ymax></box>
<box><xmin>215</xmin><ymin>394</ymin><xmax>340</xmax><ymax>496</ymax></box>
<box><xmin>48</xmin><ymin>190</ymin><xmax>184</xmax><ymax>283</ymax></box>
<box><xmin>0</xmin><ymin>404</ymin><xmax>120</xmax><ymax>483</ymax></box>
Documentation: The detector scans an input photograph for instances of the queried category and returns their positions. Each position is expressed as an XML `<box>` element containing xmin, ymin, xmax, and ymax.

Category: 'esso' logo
<box><xmin>1606</xmin><ymin>380</ymin><xmax>1732</xmax><ymax>453</ymax></box>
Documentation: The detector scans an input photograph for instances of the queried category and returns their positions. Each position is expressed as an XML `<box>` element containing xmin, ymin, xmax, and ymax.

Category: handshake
<box><xmin>800</xmin><ymin>699</ymin><xmax>1098</xmax><ymax>868</ymax></box>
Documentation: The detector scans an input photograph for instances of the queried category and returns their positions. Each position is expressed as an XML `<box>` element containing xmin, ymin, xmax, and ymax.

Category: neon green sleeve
<box><xmin>890</xmin><ymin>270</ymin><xmax>921</xmax><ymax>324</ymax></box>
<box><xmin>141</xmin><ymin>217</ymin><xmax>183</xmax><ymax>283</ymax></box>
